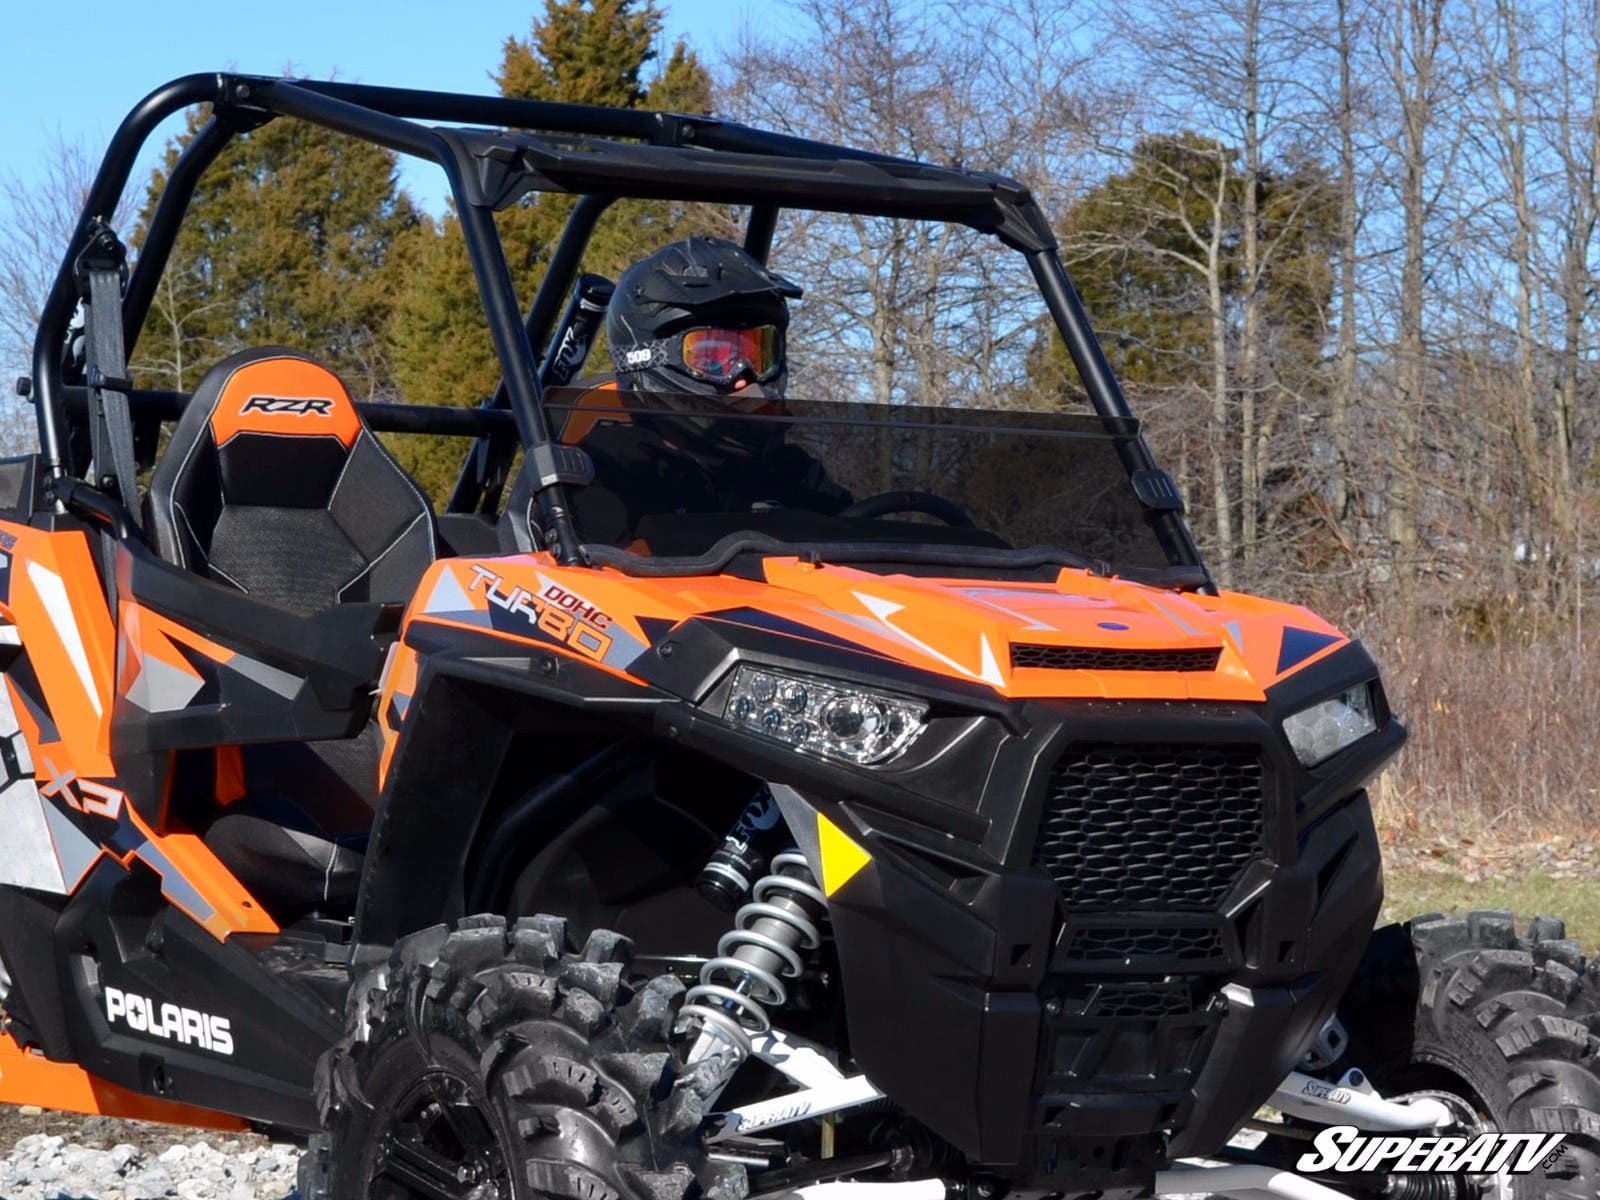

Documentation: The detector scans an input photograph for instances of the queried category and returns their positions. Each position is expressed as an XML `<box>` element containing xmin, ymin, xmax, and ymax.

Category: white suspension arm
<box><xmin>790</xmin><ymin>1182</ymin><xmax>946</xmax><ymax>1200</ymax></box>
<box><xmin>710</xmin><ymin>1073</ymin><xmax>885</xmax><ymax>1140</ymax></box>
<box><xmin>1156</xmin><ymin>1163</ymin><xmax>1355</xmax><ymax>1200</ymax></box>
<box><xmin>1272</xmin><ymin>1070</ymin><xmax>1453</xmax><ymax>1132</ymax></box>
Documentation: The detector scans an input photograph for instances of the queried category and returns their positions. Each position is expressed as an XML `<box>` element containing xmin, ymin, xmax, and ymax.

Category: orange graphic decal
<box><xmin>0</xmin><ymin>520</ymin><xmax>116</xmax><ymax>774</ymax></box>
<box><xmin>0</xmin><ymin>1030</ymin><xmax>247</xmax><ymax>1131</ymax></box>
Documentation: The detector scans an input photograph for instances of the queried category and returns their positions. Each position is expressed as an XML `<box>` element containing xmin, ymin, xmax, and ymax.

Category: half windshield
<box><xmin>547</xmin><ymin>387</ymin><xmax>1186</xmax><ymax>581</ymax></box>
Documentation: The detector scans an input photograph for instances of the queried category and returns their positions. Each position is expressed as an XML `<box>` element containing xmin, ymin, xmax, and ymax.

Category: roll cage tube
<box><xmin>743</xmin><ymin>206</ymin><xmax>779</xmax><ymax>262</ymax></box>
<box><xmin>1027</xmin><ymin>249</ymin><xmax>1213</xmax><ymax>588</ymax></box>
<box><xmin>30</xmin><ymin>73</ymin><xmax>1211</xmax><ymax>583</ymax></box>
<box><xmin>121</xmin><ymin>111</ymin><xmax>265</xmax><ymax>360</ymax></box>
<box><xmin>448</xmin><ymin>192</ymin><xmax>618</xmax><ymax>516</ymax></box>
<box><xmin>32</xmin><ymin>73</ymin><xmax>222</xmax><ymax>482</ymax></box>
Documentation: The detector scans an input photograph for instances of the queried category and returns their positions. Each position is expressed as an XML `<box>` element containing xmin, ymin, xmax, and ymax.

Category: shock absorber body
<box><xmin>697</xmin><ymin>786</ymin><xmax>785</xmax><ymax>912</ymax></box>
<box><xmin>679</xmin><ymin>850</ymin><xmax>829</xmax><ymax>1099</ymax></box>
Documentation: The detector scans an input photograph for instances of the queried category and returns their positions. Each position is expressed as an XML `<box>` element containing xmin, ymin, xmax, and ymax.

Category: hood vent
<box><xmin>1010</xmin><ymin>643</ymin><xmax>1222</xmax><ymax>672</ymax></box>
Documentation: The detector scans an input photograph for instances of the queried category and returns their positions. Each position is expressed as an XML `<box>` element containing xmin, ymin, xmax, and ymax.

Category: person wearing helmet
<box><xmin>563</xmin><ymin>236</ymin><xmax>851</xmax><ymax>549</ymax></box>
<box><xmin>607</xmin><ymin>234</ymin><xmax>797</xmax><ymax>409</ymax></box>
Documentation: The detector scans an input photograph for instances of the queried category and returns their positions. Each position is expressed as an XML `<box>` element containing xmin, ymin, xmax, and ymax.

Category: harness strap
<box><xmin>75</xmin><ymin>222</ymin><xmax>141</xmax><ymax>528</ymax></box>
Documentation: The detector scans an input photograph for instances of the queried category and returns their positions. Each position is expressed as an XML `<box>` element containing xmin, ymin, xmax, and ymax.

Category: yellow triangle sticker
<box><xmin>817</xmin><ymin>812</ymin><xmax>871</xmax><ymax>896</ymax></box>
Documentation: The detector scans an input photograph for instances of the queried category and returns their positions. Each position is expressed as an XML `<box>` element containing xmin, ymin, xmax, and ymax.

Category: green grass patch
<box><xmin>1381</xmin><ymin>865</ymin><xmax>1600</xmax><ymax>952</ymax></box>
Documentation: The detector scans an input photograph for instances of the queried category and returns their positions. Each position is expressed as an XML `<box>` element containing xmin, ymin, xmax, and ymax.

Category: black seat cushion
<box><xmin>146</xmin><ymin>346</ymin><xmax>436</xmax><ymax>616</ymax></box>
<box><xmin>199</xmin><ymin>727</ymin><xmax>384</xmax><ymax>921</ymax></box>
<box><xmin>204</xmin><ymin>812</ymin><xmax>365</xmax><ymax>920</ymax></box>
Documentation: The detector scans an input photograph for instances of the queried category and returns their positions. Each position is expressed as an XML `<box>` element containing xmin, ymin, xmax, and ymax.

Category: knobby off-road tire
<box><xmin>297</xmin><ymin>914</ymin><xmax>748</xmax><ymax>1200</ymax></box>
<box><xmin>1341</xmin><ymin>909</ymin><xmax>1600</xmax><ymax>1200</ymax></box>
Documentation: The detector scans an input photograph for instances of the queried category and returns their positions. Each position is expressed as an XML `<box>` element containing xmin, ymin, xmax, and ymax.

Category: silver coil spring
<box><xmin>680</xmin><ymin>850</ymin><xmax>827</xmax><ymax>1056</ymax></box>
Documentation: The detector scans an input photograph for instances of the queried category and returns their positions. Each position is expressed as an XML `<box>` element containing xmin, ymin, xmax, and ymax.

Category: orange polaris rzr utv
<box><xmin>1</xmin><ymin>73</ymin><xmax>1597</xmax><ymax>1200</ymax></box>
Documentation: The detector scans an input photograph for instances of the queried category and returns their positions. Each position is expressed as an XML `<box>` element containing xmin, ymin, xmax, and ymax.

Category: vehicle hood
<box><xmin>729</xmin><ymin>559</ymin><xmax>1348</xmax><ymax>701</ymax></box>
<box><xmin>411</xmin><ymin>555</ymin><xmax>1351</xmax><ymax>703</ymax></box>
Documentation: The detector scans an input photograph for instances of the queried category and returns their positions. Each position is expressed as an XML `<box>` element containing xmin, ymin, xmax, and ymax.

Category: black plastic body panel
<box><xmin>0</xmin><ymin>885</ymin><xmax>72</xmax><ymax>1058</ymax></box>
<box><xmin>0</xmin><ymin>455</ymin><xmax>40</xmax><ymax>518</ymax></box>
<box><xmin>355</xmin><ymin>622</ymin><xmax>674</xmax><ymax>951</ymax></box>
<box><xmin>818</xmin><ymin>774</ymin><xmax>1384</xmax><ymax>1194</ymax></box>
<box><xmin>53</xmin><ymin>859</ymin><xmax>340</xmax><ymax>1130</ymax></box>
<box><xmin>649</xmin><ymin>634</ymin><xmax>1397</xmax><ymax>1193</ymax></box>
<box><xmin>112</xmin><ymin>544</ymin><xmax>391</xmax><ymax>754</ymax></box>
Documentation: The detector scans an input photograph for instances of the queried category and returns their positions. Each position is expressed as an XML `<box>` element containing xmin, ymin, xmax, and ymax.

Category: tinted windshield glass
<box><xmin>547</xmin><ymin>387</ymin><xmax>1177</xmax><ymax>575</ymax></box>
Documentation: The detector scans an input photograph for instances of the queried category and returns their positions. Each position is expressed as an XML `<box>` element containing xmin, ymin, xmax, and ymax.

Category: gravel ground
<box><xmin>0</xmin><ymin>1105</ymin><xmax>1246</xmax><ymax>1200</ymax></box>
<box><xmin>0</xmin><ymin>1108</ymin><xmax>302</xmax><ymax>1200</ymax></box>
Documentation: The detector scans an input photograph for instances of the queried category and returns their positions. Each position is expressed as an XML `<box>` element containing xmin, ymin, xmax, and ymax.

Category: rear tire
<box><xmin>298</xmin><ymin>914</ymin><xmax>746</xmax><ymax>1200</ymax></box>
<box><xmin>1341</xmin><ymin>909</ymin><xmax>1600</xmax><ymax>1200</ymax></box>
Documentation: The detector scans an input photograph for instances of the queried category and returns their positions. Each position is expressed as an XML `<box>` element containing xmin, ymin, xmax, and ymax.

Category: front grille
<box><xmin>1066</xmin><ymin>924</ymin><xmax>1225</xmax><ymax>962</ymax></box>
<box><xmin>1035</xmin><ymin>743</ymin><xmax>1265</xmax><ymax>910</ymax></box>
<box><xmin>1078</xmin><ymin>981</ymin><xmax>1197</xmax><ymax>1018</ymax></box>
<box><xmin>1011</xmin><ymin>644</ymin><xmax>1221</xmax><ymax>672</ymax></box>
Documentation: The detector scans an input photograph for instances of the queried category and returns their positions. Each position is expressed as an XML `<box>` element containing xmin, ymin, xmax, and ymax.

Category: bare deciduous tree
<box><xmin>0</xmin><ymin>135</ymin><xmax>132</xmax><ymax>455</ymax></box>
<box><xmin>717</xmin><ymin>0</ymin><xmax>1097</xmax><ymax>418</ymax></box>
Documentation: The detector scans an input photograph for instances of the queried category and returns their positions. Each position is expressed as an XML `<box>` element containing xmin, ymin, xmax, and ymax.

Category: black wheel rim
<box><xmin>373</xmin><ymin>1070</ymin><xmax>514</xmax><ymax>1200</ymax></box>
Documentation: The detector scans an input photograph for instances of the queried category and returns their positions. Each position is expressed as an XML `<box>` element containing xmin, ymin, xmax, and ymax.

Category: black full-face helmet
<box><xmin>607</xmin><ymin>236</ymin><xmax>802</xmax><ymax>411</ymax></box>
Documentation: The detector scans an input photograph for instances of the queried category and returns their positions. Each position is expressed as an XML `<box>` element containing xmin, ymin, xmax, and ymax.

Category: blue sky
<box><xmin>1</xmin><ymin>0</ymin><xmax>760</xmax><ymax>218</ymax></box>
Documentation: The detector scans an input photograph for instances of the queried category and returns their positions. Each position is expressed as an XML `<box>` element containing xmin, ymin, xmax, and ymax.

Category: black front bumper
<box><xmin>806</xmin><ymin>650</ymin><xmax>1401</xmax><ymax>1196</ymax></box>
<box><xmin>655</xmin><ymin>619</ymin><xmax>1401</xmax><ymax>1197</ymax></box>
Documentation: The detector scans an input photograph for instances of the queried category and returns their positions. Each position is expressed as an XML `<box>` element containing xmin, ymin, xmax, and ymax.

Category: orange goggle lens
<box><xmin>678</xmin><ymin>325</ymin><xmax>781</xmax><ymax>383</ymax></box>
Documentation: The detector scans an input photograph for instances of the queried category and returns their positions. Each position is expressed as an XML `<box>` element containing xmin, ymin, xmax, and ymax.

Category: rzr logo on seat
<box><xmin>240</xmin><ymin>395</ymin><xmax>334</xmax><ymax>418</ymax></box>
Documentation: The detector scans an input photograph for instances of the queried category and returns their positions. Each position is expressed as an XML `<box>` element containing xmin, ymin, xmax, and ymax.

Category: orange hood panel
<box><xmin>408</xmin><ymin>555</ymin><xmax>1349</xmax><ymax>703</ymax></box>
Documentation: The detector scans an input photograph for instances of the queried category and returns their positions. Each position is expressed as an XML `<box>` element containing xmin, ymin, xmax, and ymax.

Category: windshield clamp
<box><xmin>1131</xmin><ymin>468</ymin><xmax>1185</xmax><ymax>514</ymax></box>
<box><xmin>527</xmin><ymin>442</ymin><xmax>594</xmax><ymax>490</ymax></box>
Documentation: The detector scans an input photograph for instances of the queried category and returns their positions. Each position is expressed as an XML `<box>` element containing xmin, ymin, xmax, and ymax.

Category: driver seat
<box><xmin>145</xmin><ymin>346</ymin><xmax>436</xmax><ymax>920</ymax></box>
<box><xmin>146</xmin><ymin>346</ymin><xmax>435</xmax><ymax>612</ymax></box>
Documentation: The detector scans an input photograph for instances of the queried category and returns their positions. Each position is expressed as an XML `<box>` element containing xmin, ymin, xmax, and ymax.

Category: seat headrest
<box><xmin>203</xmin><ymin>353</ymin><xmax>364</xmax><ymax>449</ymax></box>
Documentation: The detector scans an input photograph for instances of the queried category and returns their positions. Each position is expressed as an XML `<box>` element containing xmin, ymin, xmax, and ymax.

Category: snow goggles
<box><xmin>670</xmin><ymin>325</ymin><xmax>784</xmax><ymax>385</ymax></box>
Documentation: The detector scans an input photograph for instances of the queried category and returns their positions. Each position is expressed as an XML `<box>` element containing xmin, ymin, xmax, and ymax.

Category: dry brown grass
<box><xmin>1263</xmin><ymin>563</ymin><xmax>1600</xmax><ymax>845</ymax></box>
<box><xmin>1260</xmin><ymin>587</ymin><xmax>1600</xmax><ymax>940</ymax></box>
<box><xmin>1363</xmin><ymin>616</ymin><xmax>1600</xmax><ymax>842</ymax></box>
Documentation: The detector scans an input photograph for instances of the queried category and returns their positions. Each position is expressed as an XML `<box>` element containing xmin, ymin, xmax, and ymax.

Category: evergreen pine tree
<box><xmin>384</xmin><ymin>0</ymin><xmax>715</xmax><ymax>502</ymax></box>
<box><xmin>131</xmin><ymin>108</ymin><xmax>419</xmax><ymax>398</ymax></box>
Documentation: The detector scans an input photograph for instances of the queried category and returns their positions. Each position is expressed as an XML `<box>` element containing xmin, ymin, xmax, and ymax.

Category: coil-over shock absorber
<box><xmin>680</xmin><ymin>848</ymin><xmax>829</xmax><ymax>1097</ymax></box>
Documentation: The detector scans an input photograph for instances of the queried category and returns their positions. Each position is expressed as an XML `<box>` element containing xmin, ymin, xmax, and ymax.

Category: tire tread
<box><xmin>1344</xmin><ymin>909</ymin><xmax>1600</xmax><ymax>1200</ymax></box>
<box><xmin>300</xmin><ymin>915</ymin><xmax>737</xmax><ymax>1200</ymax></box>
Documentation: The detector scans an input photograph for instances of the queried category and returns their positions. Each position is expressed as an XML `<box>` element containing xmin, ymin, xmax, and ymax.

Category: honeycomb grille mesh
<box><xmin>1011</xmin><ymin>644</ymin><xmax>1221</xmax><ymax>672</ymax></box>
<box><xmin>1066</xmin><ymin>925</ymin><xmax>1225</xmax><ymax>961</ymax></box>
<box><xmin>1035</xmin><ymin>744</ymin><xmax>1265</xmax><ymax>910</ymax></box>
<box><xmin>1080</xmin><ymin>982</ymin><xmax>1198</xmax><ymax>1016</ymax></box>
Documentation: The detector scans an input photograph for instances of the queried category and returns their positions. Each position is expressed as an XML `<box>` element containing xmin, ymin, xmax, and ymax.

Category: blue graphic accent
<box><xmin>1276</xmin><ymin>627</ymin><xmax>1341</xmax><ymax>674</ymax></box>
<box><xmin>706</xmin><ymin>608</ymin><xmax>879</xmax><ymax>655</ymax></box>
<box><xmin>1097</xmin><ymin>621</ymin><xmax>1129</xmax><ymax>631</ymax></box>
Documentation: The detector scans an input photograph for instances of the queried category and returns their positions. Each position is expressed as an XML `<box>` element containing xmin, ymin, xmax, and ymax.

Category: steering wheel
<box><xmin>837</xmin><ymin>490</ymin><xmax>976</xmax><ymax>528</ymax></box>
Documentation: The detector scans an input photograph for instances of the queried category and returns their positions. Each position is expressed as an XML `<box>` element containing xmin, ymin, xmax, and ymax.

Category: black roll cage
<box><xmin>30</xmin><ymin>72</ymin><xmax>1210</xmax><ymax>586</ymax></box>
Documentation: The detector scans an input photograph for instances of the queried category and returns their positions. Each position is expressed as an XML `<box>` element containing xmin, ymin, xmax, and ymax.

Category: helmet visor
<box><xmin>677</xmin><ymin>325</ymin><xmax>783</xmax><ymax>384</ymax></box>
